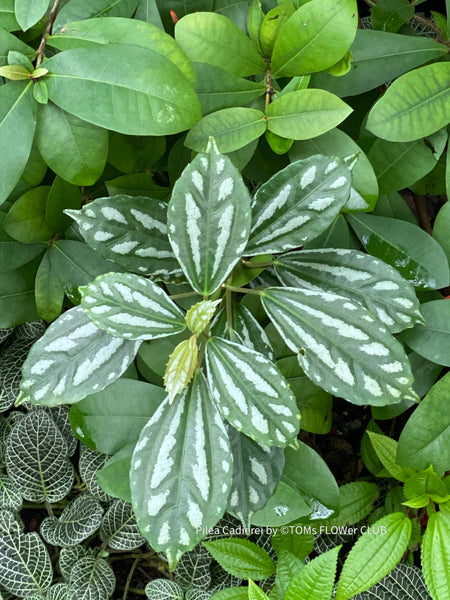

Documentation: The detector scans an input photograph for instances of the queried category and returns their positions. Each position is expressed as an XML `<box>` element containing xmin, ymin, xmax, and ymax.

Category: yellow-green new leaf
<box><xmin>422</xmin><ymin>512</ymin><xmax>450</xmax><ymax>600</ymax></box>
<box><xmin>0</xmin><ymin>64</ymin><xmax>30</xmax><ymax>79</ymax></box>
<box><xmin>367</xmin><ymin>431</ymin><xmax>414</xmax><ymax>482</ymax></box>
<box><xmin>164</xmin><ymin>336</ymin><xmax>198</xmax><ymax>403</ymax></box>
<box><xmin>285</xmin><ymin>546</ymin><xmax>340</xmax><ymax>600</ymax></box>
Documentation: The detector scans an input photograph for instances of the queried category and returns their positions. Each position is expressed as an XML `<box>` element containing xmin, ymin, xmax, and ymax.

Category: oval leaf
<box><xmin>402</xmin><ymin>300</ymin><xmax>450</xmax><ymax>367</ymax></box>
<box><xmin>202</xmin><ymin>537</ymin><xmax>275</xmax><ymax>580</ymax></box>
<box><xmin>422</xmin><ymin>511</ymin><xmax>450</xmax><ymax>600</ymax></box>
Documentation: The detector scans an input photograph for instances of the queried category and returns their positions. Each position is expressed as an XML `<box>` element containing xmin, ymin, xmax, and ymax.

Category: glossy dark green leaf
<box><xmin>433</xmin><ymin>201</ymin><xmax>450</xmax><ymax>265</ymax></box>
<box><xmin>0</xmin><ymin>261</ymin><xmax>39</xmax><ymax>327</ymax></box>
<box><xmin>53</xmin><ymin>0</ymin><xmax>140</xmax><ymax>32</ymax></box>
<box><xmin>371</xmin><ymin>0</ymin><xmax>414</xmax><ymax>33</ymax></box>
<box><xmin>105</xmin><ymin>173</ymin><xmax>170</xmax><ymax>199</ymax></box>
<box><xmin>35</xmin><ymin>250</ymin><xmax>65</xmax><ymax>322</ymax></box>
<box><xmin>14</xmin><ymin>0</ymin><xmax>49</xmax><ymax>31</ymax></box>
<box><xmin>108</xmin><ymin>132</ymin><xmax>166</xmax><ymax>174</ymax></box>
<box><xmin>0</xmin><ymin>212</ymin><xmax>44</xmax><ymax>272</ymax></box>
<box><xmin>4</xmin><ymin>186</ymin><xmax>53</xmax><ymax>243</ymax></box>
<box><xmin>97</xmin><ymin>444</ymin><xmax>133</xmax><ymax>502</ymax></box>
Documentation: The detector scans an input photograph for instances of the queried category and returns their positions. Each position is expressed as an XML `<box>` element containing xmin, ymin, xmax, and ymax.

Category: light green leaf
<box><xmin>246</xmin><ymin>155</ymin><xmax>351</xmax><ymax>255</ymax></box>
<box><xmin>251</xmin><ymin>480</ymin><xmax>311</xmax><ymax>526</ymax></box>
<box><xmin>0</xmin><ymin>261</ymin><xmax>40</xmax><ymax>327</ymax></box>
<box><xmin>404</xmin><ymin>467</ymin><xmax>449</xmax><ymax>505</ymax></box>
<box><xmin>351</xmin><ymin>563</ymin><xmax>432</xmax><ymax>600</ymax></box>
<box><xmin>248</xmin><ymin>580</ymin><xmax>268</xmax><ymax>600</ymax></box>
<box><xmin>319</xmin><ymin>481</ymin><xmax>379</xmax><ymax>528</ymax></box>
<box><xmin>261</xmin><ymin>287</ymin><xmax>417</xmax><ymax>406</ymax></box>
<box><xmin>0</xmin><ymin>0</ymin><xmax>19</xmax><ymax>30</ymax></box>
<box><xmin>131</xmin><ymin>373</ymin><xmax>233</xmax><ymax>569</ymax></box>
<box><xmin>335</xmin><ymin>513</ymin><xmax>412</xmax><ymax>600</ymax></box>
<box><xmin>97</xmin><ymin>444</ymin><xmax>133</xmax><ymax>502</ymax></box>
<box><xmin>203</xmin><ymin>537</ymin><xmax>275</xmax><ymax>580</ymax></box>
<box><xmin>285</xmin><ymin>546</ymin><xmax>340</xmax><ymax>600</ymax></box>
<box><xmin>259</xmin><ymin>2</ymin><xmax>295</xmax><ymax>58</ymax></box>
<box><xmin>67</xmin><ymin>556</ymin><xmax>116</xmax><ymax>600</ymax></box>
<box><xmin>19</xmin><ymin>306</ymin><xmax>141</xmax><ymax>406</ymax></box>
<box><xmin>53</xmin><ymin>0</ymin><xmax>140</xmax><ymax>32</ymax></box>
<box><xmin>272</xmin><ymin>531</ymin><xmax>314</xmax><ymax>561</ymax></box>
<box><xmin>164</xmin><ymin>336</ymin><xmax>198</xmax><ymax>402</ymax></box>
<box><xmin>175</xmin><ymin>12</ymin><xmax>265</xmax><ymax>77</ymax></box>
<box><xmin>266</xmin><ymin>90</ymin><xmax>352</xmax><ymax>140</ymax></box>
<box><xmin>4</xmin><ymin>186</ymin><xmax>53</xmax><ymax>243</ymax></box>
<box><xmin>422</xmin><ymin>512</ymin><xmax>450</xmax><ymax>600</ymax></box>
<box><xmin>99</xmin><ymin>498</ymin><xmax>144</xmax><ymax>551</ymax></box>
<box><xmin>209</xmin><ymin>589</ymin><xmax>248</xmax><ymax>600</ymax></box>
<box><xmin>367</xmin><ymin>431</ymin><xmax>413</xmax><ymax>482</ymax></box>
<box><xmin>167</xmin><ymin>140</ymin><xmax>251</xmax><ymax>294</ymax></box>
<box><xmin>366</xmin><ymin>63</ymin><xmax>450</xmax><ymax>142</ymax></box>
<box><xmin>43</xmin><ymin>44</ymin><xmax>201</xmax><ymax>135</ymax></box>
<box><xmin>0</xmin><ymin>64</ymin><xmax>30</xmax><ymax>79</ymax></box>
<box><xmin>80</xmin><ymin>272</ymin><xmax>186</xmax><ymax>341</ymax></box>
<box><xmin>347</xmin><ymin>213</ymin><xmax>450</xmax><ymax>290</ymax></box>
<box><xmin>271</xmin><ymin>0</ymin><xmax>358</xmax><ymax>77</ymax></box>
<box><xmin>41</xmin><ymin>494</ymin><xmax>103</xmax><ymax>547</ymax></box>
<box><xmin>14</xmin><ymin>0</ymin><xmax>48</xmax><ymax>31</ymax></box>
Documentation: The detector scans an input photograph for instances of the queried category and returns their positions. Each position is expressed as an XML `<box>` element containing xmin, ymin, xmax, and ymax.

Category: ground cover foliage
<box><xmin>0</xmin><ymin>0</ymin><xmax>449</xmax><ymax>597</ymax></box>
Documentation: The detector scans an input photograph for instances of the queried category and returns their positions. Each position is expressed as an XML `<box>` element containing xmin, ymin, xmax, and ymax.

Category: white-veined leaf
<box><xmin>47</xmin><ymin>406</ymin><xmax>78</xmax><ymax>457</ymax></box>
<box><xmin>131</xmin><ymin>373</ymin><xmax>233</xmax><ymax>569</ymax></box>
<box><xmin>67</xmin><ymin>556</ymin><xmax>116</xmax><ymax>600</ymax></box>
<box><xmin>245</xmin><ymin>155</ymin><xmax>351</xmax><ymax>255</ymax></box>
<box><xmin>145</xmin><ymin>579</ymin><xmax>184</xmax><ymax>600</ymax></box>
<box><xmin>227</xmin><ymin>427</ymin><xmax>285</xmax><ymax>528</ymax></box>
<box><xmin>185</xmin><ymin>590</ymin><xmax>211</xmax><ymax>600</ymax></box>
<box><xmin>99</xmin><ymin>499</ymin><xmax>145</xmax><ymax>551</ymax></box>
<box><xmin>261</xmin><ymin>287</ymin><xmax>418</xmax><ymax>406</ymax></box>
<box><xmin>167</xmin><ymin>139</ymin><xmax>251</xmax><ymax>295</ymax></box>
<box><xmin>352</xmin><ymin>563</ymin><xmax>431</xmax><ymax>600</ymax></box>
<box><xmin>0</xmin><ymin>474</ymin><xmax>22</xmax><ymax>511</ymax></box>
<box><xmin>275</xmin><ymin>249</ymin><xmax>422</xmax><ymax>333</ymax></box>
<box><xmin>59</xmin><ymin>545</ymin><xmax>90</xmax><ymax>582</ymax></box>
<box><xmin>80</xmin><ymin>272</ymin><xmax>186</xmax><ymax>341</ymax></box>
<box><xmin>78</xmin><ymin>446</ymin><xmax>111</xmax><ymax>503</ymax></box>
<box><xmin>65</xmin><ymin>195</ymin><xmax>183</xmax><ymax>281</ymax></box>
<box><xmin>5</xmin><ymin>410</ymin><xmax>74</xmax><ymax>502</ymax></box>
<box><xmin>0</xmin><ymin>508</ymin><xmax>23</xmax><ymax>536</ymax></box>
<box><xmin>19</xmin><ymin>306</ymin><xmax>141</xmax><ymax>406</ymax></box>
<box><xmin>0</xmin><ymin>412</ymin><xmax>24</xmax><ymax>468</ymax></box>
<box><xmin>174</xmin><ymin>544</ymin><xmax>212</xmax><ymax>591</ymax></box>
<box><xmin>205</xmin><ymin>337</ymin><xmax>300</xmax><ymax>446</ymax></box>
<box><xmin>47</xmin><ymin>583</ymin><xmax>72</xmax><ymax>600</ymax></box>
<box><xmin>0</xmin><ymin>532</ymin><xmax>52</xmax><ymax>597</ymax></box>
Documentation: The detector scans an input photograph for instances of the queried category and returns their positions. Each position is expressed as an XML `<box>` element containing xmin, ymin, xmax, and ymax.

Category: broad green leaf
<box><xmin>373</xmin><ymin>191</ymin><xmax>416</xmax><ymax>224</ymax></box>
<box><xmin>14</xmin><ymin>0</ymin><xmax>48</xmax><ymax>31</ymax></box>
<box><xmin>49</xmin><ymin>16</ymin><xmax>195</xmax><ymax>84</ymax></box>
<box><xmin>0</xmin><ymin>212</ymin><xmax>44</xmax><ymax>272</ymax></box>
<box><xmin>261</xmin><ymin>287</ymin><xmax>417</xmax><ymax>406</ymax></box>
<box><xmin>367</xmin><ymin>63</ymin><xmax>450</xmax><ymax>142</ymax></box>
<box><xmin>175</xmin><ymin>12</ymin><xmax>265</xmax><ymax>77</ymax></box>
<box><xmin>266</xmin><ymin>90</ymin><xmax>352</xmax><ymax>140</ymax></box>
<box><xmin>80</xmin><ymin>272</ymin><xmax>186</xmax><ymax>341</ymax></box>
<box><xmin>0</xmin><ymin>0</ymin><xmax>19</xmax><ymax>30</ymax></box>
<box><xmin>367</xmin><ymin>431</ymin><xmax>413</xmax><ymax>482</ymax></box>
<box><xmin>167</xmin><ymin>141</ymin><xmax>251</xmax><ymax>294</ymax></box>
<box><xmin>4</xmin><ymin>186</ymin><xmax>54</xmax><ymax>243</ymax></box>
<box><xmin>46</xmin><ymin>176</ymin><xmax>82</xmax><ymax>234</ymax></box>
<box><xmin>5</xmin><ymin>410</ymin><xmax>74</xmax><ymax>502</ymax></box>
<box><xmin>108</xmin><ymin>132</ymin><xmax>165</xmax><ymax>174</ymax></box>
<box><xmin>271</xmin><ymin>0</ymin><xmax>358</xmax><ymax>77</ymax></box>
<box><xmin>0</xmin><ymin>64</ymin><xmax>30</xmax><ymax>79</ymax></box>
<box><xmin>43</xmin><ymin>45</ymin><xmax>201</xmax><ymax>135</ymax></box>
<box><xmin>36</xmin><ymin>103</ymin><xmax>108</xmax><ymax>186</ymax></box>
<box><xmin>310</xmin><ymin>29</ymin><xmax>447</xmax><ymax>98</ymax></box>
<box><xmin>19</xmin><ymin>306</ymin><xmax>141</xmax><ymax>406</ymax></box>
<box><xmin>247</xmin><ymin>0</ymin><xmax>263</xmax><ymax>52</ymax></box>
<box><xmin>145</xmin><ymin>579</ymin><xmax>185</xmax><ymax>600</ymax></box>
<box><xmin>246</xmin><ymin>155</ymin><xmax>351</xmax><ymax>255</ymax></box>
<box><xmin>206</xmin><ymin>337</ymin><xmax>300</xmax><ymax>446</ymax></box>
<box><xmin>105</xmin><ymin>173</ymin><xmax>170</xmax><ymax>199</ymax></box>
<box><xmin>0</xmin><ymin>81</ymin><xmax>37</xmax><ymax>205</ymax></box>
<box><xmin>404</xmin><ymin>467</ymin><xmax>449</xmax><ymax>505</ymax></box>
<box><xmin>53</xmin><ymin>0</ymin><xmax>140</xmax><ymax>32</ymax></box>
<box><xmin>185</xmin><ymin>107</ymin><xmax>266</xmax><ymax>153</ymax></box>
<box><xmin>66</xmin><ymin>195</ymin><xmax>181</xmax><ymax>281</ymax></box>
<box><xmin>131</xmin><ymin>374</ymin><xmax>233</xmax><ymax>569</ymax></box>
<box><xmin>97</xmin><ymin>444</ymin><xmax>133</xmax><ymax>502</ymax></box>
<box><xmin>251</xmin><ymin>479</ymin><xmax>311</xmax><ymax>526</ymax></box>
<box><xmin>0</xmin><ymin>261</ymin><xmax>40</xmax><ymax>327</ymax></box>
<box><xmin>347</xmin><ymin>214</ymin><xmax>450</xmax><ymax>290</ymax></box>
<box><xmin>99</xmin><ymin>498</ymin><xmax>144</xmax><ymax>551</ymax></box>
<box><xmin>319</xmin><ymin>481</ymin><xmax>379</xmax><ymax>528</ymax></box>
<box><xmin>0</xmin><ymin>29</ymin><xmax>34</xmax><ymax>66</ymax></box>
<box><xmin>203</xmin><ymin>538</ymin><xmax>275</xmax><ymax>579</ymax></box>
<box><xmin>227</xmin><ymin>427</ymin><xmax>285</xmax><ymax>527</ymax></box>
<box><xmin>41</xmin><ymin>494</ymin><xmax>103</xmax><ymax>547</ymax></box>
<box><xmin>67</xmin><ymin>556</ymin><xmax>116</xmax><ymax>600</ymax></box>
<box><xmin>134</xmin><ymin>0</ymin><xmax>164</xmax><ymax>28</ymax></box>
<box><xmin>397</xmin><ymin>372</ymin><xmax>450</xmax><ymax>473</ymax></box>
<box><xmin>433</xmin><ymin>201</ymin><xmax>450</xmax><ymax>266</ymax></box>
<box><xmin>335</xmin><ymin>513</ymin><xmax>412</xmax><ymax>600</ymax></box>
<box><xmin>0</xmin><ymin>532</ymin><xmax>52</xmax><ymax>597</ymax></box>
<box><xmin>272</xmin><ymin>531</ymin><xmax>314</xmax><ymax>560</ymax></box>
<box><xmin>259</xmin><ymin>3</ymin><xmax>295</xmax><ymax>57</ymax></box>
<box><xmin>402</xmin><ymin>299</ymin><xmax>450</xmax><ymax>365</ymax></box>
<box><xmin>275</xmin><ymin>248</ymin><xmax>422</xmax><ymax>333</ymax></box>
<box><xmin>35</xmin><ymin>249</ymin><xmax>65</xmax><ymax>322</ymax></box>
<box><xmin>371</xmin><ymin>0</ymin><xmax>414</xmax><ymax>33</ymax></box>
<box><xmin>422</xmin><ymin>512</ymin><xmax>450</xmax><ymax>600</ymax></box>
<box><xmin>285</xmin><ymin>546</ymin><xmax>340</xmax><ymax>600</ymax></box>
<box><xmin>69</xmin><ymin>378</ymin><xmax>165</xmax><ymax>454</ymax></box>
<box><xmin>351</xmin><ymin>563</ymin><xmax>432</xmax><ymax>600</ymax></box>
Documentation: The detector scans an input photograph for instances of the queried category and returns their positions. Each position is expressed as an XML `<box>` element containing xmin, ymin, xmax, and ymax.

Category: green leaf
<box><xmin>67</xmin><ymin>555</ymin><xmax>116</xmax><ymax>600</ymax></box>
<box><xmin>97</xmin><ymin>444</ymin><xmax>133</xmax><ymax>502</ymax></box>
<box><xmin>366</xmin><ymin>63</ymin><xmax>450</xmax><ymax>142</ymax></box>
<box><xmin>46</xmin><ymin>176</ymin><xmax>82</xmax><ymax>234</ymax></box>
<box><xmin>53</xmin><ymin>0</ymin><xmax>140</xmax><ymax>32</ymax></box>
<box><xmin>347</xmin><ymin>213</ymin><xmax>450</xmax><ymax>290</ymax></box>
<box><xmin>14</xmin><ymin>0</ymin><xmax>48</xmax><ymax>31</ymax></box>
<box><xmin>105</xmin><ymin>173</ymin><xmax>170</xmax><ymax>199</ymax></box>
<box><xmin>272</xmin><ymin>531</ymin><xmax>314</xmax><ymax>561</ymax></box>
<box><xmin>41</xmin><ymin>494</ymin><xmax>103</xmax><ymax>547</ymax></box>
<box><xmin>248</xmin><ymin>580</ymin><xmax>269</xmax><ymax>600</ymax></box>
<box><xmin>4</xmin><ymin>186</ymin><xmax>54</xmax><ymax>243</ymax></box>
<box><xmin>0</xmin><ymin>212</ymin><xmax>44</xmax><ymax>272</ymax></box>
<box><xmin>366</xmin><ymin>431</ymin><xmax>413</xmax><ymax>482</ymax></box>
<box><xmin>209</xmin><ymin>589</ymin><xmax>248</xmax><ymax>600</ymax></box>
<box><xmin>36</xmin><ymin>102</ymin><xmax>108</xmax><ymax>186</ymax></box>
<box><xmin>131</xmin><ymin>373</ymin><xmax>233</xmax><ymax>569</ymax></box>
<box><xmin>0</xmin><ymin>81</ymin><xmax>37</xmax><ymax>205</ymax></box>
<box><xmin>397</xmin><ymin>371</ymin><xmax>450</xmax><ymax>473</ymax></box>
<box><xmin>320</xmin><ymin>481</ymin><xmax>379</xmax><ymax>528</ymax></box>
<box><xmin>0</xmin><ymin>64</ymin><xmax>30</xmax><ymax>79</ymax></box>
<box><xmin>134</xmin><ymin>0</ymin><xmax>164</xmax><ymax>28</ymax></box>
<box><xmin>19</xmin><ymin>306</ymin><xmax>141</xmax><ymax>406</ymax></box>
<box><xmin>0</xmin><ymin>261</ymin><xmax>40</xmax><ymax>327</ymax></box>
<box><xmin>0</xmin><ymin>0</ymin><xmax>19</xmax><ymax>30</ymax></box>
<box><xmin>285</xmin><ymin>546</ymin><xmax>340</xmax><ymax>600</ymax></box>
<box><xmin>69</xmin><ymin>378</ymin><xmax>165</xmax><ymax>454</ymax></box>
<box><xmin>404</xmin><ymin>467</ymin><xmax>449</xmax><ymax>505</ymax></box>
<box><xmin>203</xmin><ymin>537</ymin><xmax>275</xmax><ymax>580</ymax></box>
<box><xmin>246</xmin><ymin>155</ymin><xmax>351</xmax><ymax>255</ymax></box>
<box><xmin>335</xmin><ymin>513</ymin><xmax>412</xmax><ymax>600</ymax></box>
<box><xmin>422</xmin><ymin>511</ymin><xmax>450</xmax><ymax>600</ymax></box>
<box><xmin>33</xmin><ymin>80</ymin><xmax>48</xmax><ymax>104</ymax></box>
<box><xmin>206</xmin><ymin>337</ymin><xmax>300</xmax><ymax>446</ymax></box>
<box><xmin>261</xmin><ymin>287</ymin><xmax>417</xmax><ymax>406</ymax></box>
<box><xmin>99</xmin><ymin>498</ymin><xmax>144</xmax><ymax>551</ymax></box>
<box><xmin>275</xmin><ymin>248</ymin><xmax>422</xmax><ymax>334</ymax></box>
<box><xmin>5</xmin><ymin>410</ymin><xmax>74</xmax><ymax>502</ymax></box>
<box><xmin>80</xmin><ymin>272</ymin><xmax>186</xmax><ymax>341</ymax></box>
<box><xmin>35</xmin><ymin>249</ymin><xmax>65</xmax><ymax>322</ymax></box>
<box><xmin>145</xmin><ymin>579</ymin><xmax>185</xmax><ymax>600</ymax></box>
<box><xmin>247</xmin><ymin>0</ymin><xmax>263</xmax><ymax>52</ymax></box>
<box><xmin>167</xmin><ymin>140</ymin><xmax>251</xmax><ymax>294</ymax></box>
<box><xmin>66</xmin><ymin>195</ymin><xmax>181</xmax><ymax>281</ymax></box>
<box><xmin>185</xmin><ymin>107</ymin><xmax>266</xmax><ymax>153</ymax></box>
<box><xmin>78</xmin><ymin>446</ymin><xmax>111</xmax><ymax>502</ymax></box>
<box><xmin>271</xmin><ymin>0</ymin><xmax>358</xmax><ymax>77</ymax></box>
<box><xmin>43</xmin><ymin>44</ymin><xmax>201</xmax><ymax>135</ymax></box>
<box><xmin>108</xmin><ymin>132</ymin><xmax>166</xmax><ymax>174</ymax></box>
<box><xmin>266</xmin><ymin>90</ymin><xmax>352</xmax><ymax>140</ymax></box>
<box><xmin>351</xmin><ymin>563</ymin><xmax>432</xmax><ymax>600</ymax></box>
<box><xmin>259</xmin><ymin>3</ymin><xmax>295</xmax><ymax>57</ymax></box>
<box><xmin>0</xmin><ymin>29</ymin><xmax>34</xmax><ymax>67</ymax></box>
<box><xmin>371</xmin><ymin>0</ymin><xmax>414</xmax><ymax>33</ymax></box>
<box><xmin>402</xmin><ymin>299</ymin><xmax>450</xmax><ymax>368</ymax></box>
<box><xmin>175</xmin><ymin>12</ymin><xmax>265</xmax><ymax>77</ymax></box>
<box><xmin>164</xmin><ymin>336</ymin><xmax>198</xmax><ymax>402</ymax></box>
<box><xmin>251</xmin><ymin>480</ymin><xmax>311</xmax><ymax>526</ymax></box>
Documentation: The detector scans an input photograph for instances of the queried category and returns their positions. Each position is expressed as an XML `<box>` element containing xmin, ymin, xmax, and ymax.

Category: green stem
<box><xmin>45</xmin><ymin>501</ymin><xmax>54</xmax><ymax>518</ymax></box>
<box><xmin>169</xmin><ymin>291</ymin><xmax>200</xmax><ymax>300</ymax></box>
<box><xmin>122</xmin><ymin>557</ymin><xmax>140</xmax><ymax>600</ymax></box>
<box><xmin>241</xmin><ymin>259</ymin><xmax>274</xmax><ymax>268</ymax></box>
<box><xmin>226</xmin><ymin>285</ymin><xmax>233</xmax><ymax>330</ymax></box>
<box><xmin>225</xmin><ymin>284</ymin><xmax>262</xmax><ymax>296</ymax></box>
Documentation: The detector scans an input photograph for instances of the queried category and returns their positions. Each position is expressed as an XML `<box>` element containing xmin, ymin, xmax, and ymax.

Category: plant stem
<box><xmin>45</xmin><ymin>501</ymin><xmax>54</xmax><ymax>517</ymax></box>
<box><xmin>35</xmin><ymin>0</ymin><xmax>62</xmax><ymax>67</ymax></box>
<box><xmin>226</xmin><ymin>284</ymin><xmax>233</xmax><ymax>330</ymax></box>
<box><xmin>169</xmin><ymin>291</ymin><xmax>200</xmax><ymax>300</ymax></box>
<box><xmin>264</xmin><ymin>60</ymin><xmax>274</xmax><ymax>109</ymax></box>
<box><xmin>122</xmin><ymin>557</ymin><xmax>140</xmax><ymax>600</ymax></box>
<box><xmin>224</xmin><ymin>284</ymin><xmax>261</xmax><ymax>295</ymax></box>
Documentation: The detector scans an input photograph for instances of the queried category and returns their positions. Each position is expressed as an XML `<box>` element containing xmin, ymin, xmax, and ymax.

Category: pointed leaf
<box><xmin>164</xmin><ymin>336</ymin><xmax>198</xmax><ymax>402</ymax></box>
<box><xmin>401</xmin><ymin>300</ymin><xmax>450</xmax><ymax>367</ymax></box>
<box><xmin>366</xmin><ymin>432</ymin><xmax>413</xmax><ymax>482</ymax></box>
<box><xmin>4</xmin><ymin>186</ymin><xmax>54</xmax><ymax>243</ymax></box>
<box><xmin>41</xmin><ymin>494</ymin><xmax>103</xmax><ymax>547</ymax></box>
<box><xmin>53</xmin><ymin>0</ymin><xmax>139</xmax><ymax>32</ymax></box>
<box><xmin>19</xmin><ymin>306</ymin><xmax>141</xmax><ymax>406</ymax></box>
<box><xmin>285</xmin><ymin>546</ymin><xmax>340</xmax><ymax>600</ymax></box>
<box><xmin>67</xmin><ymin>556</ymin><xmax>116</xmax><ymax>600</ymax></box>
<box><xmin>422</xmin><ymin>511</ymin><xmax>450</xmax><ymax>600</ymax></box>
<box><xmin>99</xmin><ymin>499</ymin><xmax>144</xmax><ymax>551</ymax></box>
<box><xmin>167</xmin><ymin>141</ymin><xmax>251</xmax><ymax>295</ymax></box>
<box><xmin>14</xmin><ymin>0</ymin><xmax>49</xmax><ymax>31</ymax></box>
<box><xmin>203</xmin><ymin>537</ymin><xmax>275</xmax><ymax>580</ymax></box>
<box><xmin>351</xmin><ymin>563</ymin><xmax>431</xmax><ymax>600</ymax></box>
<box><xmin>261</xmin><ymin>287</ymin><xmax>417</xmax><ymax>406</ymax></box>
<box><xmin>248</xmin><ymin>580</ymin><xmax>268</xmax><ymax>600</ymax></box>
<box><xmin>206</xmin><ymin>337</ymin><xmax>300</xmax><ymax>446</ymax></box>
<box><xmin>131</xmin><ymin>373</ymin><xmax>233</xmax><ymax>569</ymax></box>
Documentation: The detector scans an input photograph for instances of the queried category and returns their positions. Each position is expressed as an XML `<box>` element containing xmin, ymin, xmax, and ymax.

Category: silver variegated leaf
<box><xmin>5</xmin><ymin>410</ymin><xmax>74</xmax><ymax>503</ymax></box>
<box><xmin>167</xmin><ymin>139</ymin><xmax>251</xmax><ymax>295</ymax></box>
<box><xmin>80</xmin><ymin>272</ymin><xmax>186</xmax><ymax>341</ymax></box>
<box><xmin>227</xmin><ymin>428</ymin><xmax>285</xmax><ymax>528</ymax></box>
<box><xmin>245</xmin><ymin>155</ymin><xmax>351</xmax><ymax>255</ymax></box>
<box><xmin>47</xmin><ymin>406</ymin><xmax>78</xmax><ymax>457</ymax></box>
<box><xmin>79</xmin><ymin>446</ymin><xmax>111</xmax><ymax>503</ymax></box>
<box><xmin>145</xmin><ymin>579</ymin><xmax>184</xmax><ymax>600</ymax></box>
<box><xmin>205</xmin><ymin>337</ymin><xmax>300</xmax><ymax>446</ymax></box>
<box><xmin>0</xmin><ymin>475</ymin><xmax>22</xmax><ymax>512</ymax></box>
<box><xmin>65</xmin><ymin>195</ymin><xmax>183</xmax><ymax>281</ymax></box>
<box><xmin>174</xmin><ymin>544</ymin><xmax>212</xmax><ymax>591</ymax></box>
<box><xmin>0</xmin><ymin>532</ymin><xmax>52</xmax><ymax>597</ymax></box>
<box><xmin>261</xmin><ymin>287</ymin><xmax>418</xmax><ymax>406</ymax></box>
<box><xmin>19</xmin><ymin>306</ymin><xmax>141</xmax><ymax>406</ymax></box>
<box><xmin>0</xmin><ymin>509</ymin><xmax>23</xmax><ymax>536</ymax></box>
<box><xmin>59</xmin><ymin>545</ymin><xmax>90</xmax><ymax>581</ymax></box>
<box><xmin>40</xmin><ymin>494</ymin><xmax>103</xmax><ymax>547</ymax></box>
<box><xmin>99</xmin><ymin>499</ymin><xmax>145</xmax><ymax>551</ymax></box>
<box><xmin>131</xmin><ymin>373</ymin><xmax>233</xmax><ymax>569</ymax></box>
<box><xmin>275</xmin><ymin>249</ymin><xmax>422</xmax><ymax>334</ymax></box>
<box><xmin>67</xmin><ymin>556</ymin><xmax>116</xmax><ymax>600</ymax></box>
